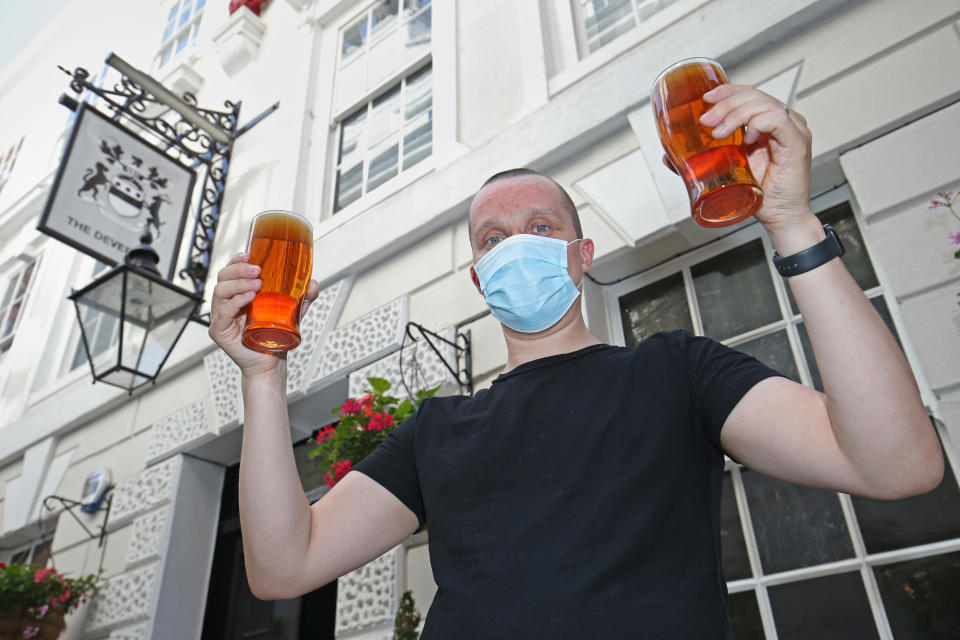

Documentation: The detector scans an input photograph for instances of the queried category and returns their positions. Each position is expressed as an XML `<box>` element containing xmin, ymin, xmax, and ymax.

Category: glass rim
<box><xmin>249</xmin><ymin>209</ymin><xmax>313</xmax><ymax>232</ymax></box>
<box><xmin>651</xmin><ymin>56</ymin><xmax>725</xmax><ymax>89</ymax></box>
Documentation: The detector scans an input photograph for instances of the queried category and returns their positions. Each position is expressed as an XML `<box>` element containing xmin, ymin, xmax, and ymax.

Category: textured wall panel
<box><xmin>335</xmin><ymin>546</ymin><xmax>403</xmax><ymax>635</ymax></box>
<box><xmin>288</xmin><ymin>278</ymin><xmax>350</xmax><ymax>396</ymax></box>
<box><xmin>348</xmin><ymin>327</ymin><xmax>458</xmax><ymax>399</ymax></box>
<box><xmin>124</xmin><ymin>506</ymin><xmax>172</xmax><ymax>569</ymax></box>
<box><xmin>312</xmin><ymin>297</ymin><xmax>408</xmax><ymax>389</ymax></box>
<box><xmin>145</xmin><ymin>401</ymin><xmax>212</xmax><ymax>464</ymax></box>
<box><xmin>109</xmin><ymin>457</ymin><xmax>180</xmax><ymax>530</ymax></box>
<box><xmin>204</xmin><ymin>348</ymin><xmax>242</xmax><ymax>431</ymax></box>
<box><xmin>84</xmin><ymin>564</ymin><xmax>159</xmax><ymax>636</ymax></box>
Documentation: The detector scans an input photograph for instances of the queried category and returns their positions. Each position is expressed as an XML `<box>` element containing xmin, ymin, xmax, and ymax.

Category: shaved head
<box><xmin>469</xmin><ymin>169</ymin><xmax>583</xmax><ymax>239</ymax></box>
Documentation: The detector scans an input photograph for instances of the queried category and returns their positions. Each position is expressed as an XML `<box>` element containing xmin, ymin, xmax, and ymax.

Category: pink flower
<box><xmin>33</xmin><ymin>567</ymin><xmax>56</xmax><ymax>583</ymax></box>
<box><xmin>37</xmin><ymin>605</ymin><xmax>49</xmax><ymax>618</ymax></box>
<box><xmin>22</xmin><ymin>627</ymin><xmax>40</xmax><ymax>639</ymax></box>
<box><xmin>949</xmin><ymin>229</ymin><xmax>960</xmax><ymax>245</ymax></box>
<box><xmin>931</xmin><ymin>200</ymin><xmax>941</xmax><ymax>209</ymax></box>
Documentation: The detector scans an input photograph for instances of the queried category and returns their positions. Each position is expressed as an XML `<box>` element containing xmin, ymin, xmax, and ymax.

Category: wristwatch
<box><xmin>772</xmin><ymin>224</ymin><xmax>845</xmax><ymax>277</ymax></box>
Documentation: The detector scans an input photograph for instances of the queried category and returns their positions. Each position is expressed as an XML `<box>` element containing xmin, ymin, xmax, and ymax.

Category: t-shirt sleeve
<box><xmin>353</xmin><ymin>412</ymin><xmax>427</xmax><ymax>530</ymax></box>
<box><xmin>675</xmin><ymin>330</ymin><xmax>785</xmax><ymax>452</ymax></box>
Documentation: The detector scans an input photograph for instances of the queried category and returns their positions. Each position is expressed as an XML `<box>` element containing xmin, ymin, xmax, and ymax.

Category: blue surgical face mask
<box><xmin>473</xmin><ymin>234</ymin><xmax>583</xmax><ymax>333</ymax></box>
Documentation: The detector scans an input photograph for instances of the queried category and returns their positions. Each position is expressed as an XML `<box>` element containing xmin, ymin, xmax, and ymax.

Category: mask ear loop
<box><xmin>568</xmin><ymin>238</ymin><xmax>585</xmax><ymax>289</ymax></box>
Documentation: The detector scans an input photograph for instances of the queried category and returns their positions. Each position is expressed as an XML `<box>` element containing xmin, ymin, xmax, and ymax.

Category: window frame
<box><xmin>337</xmin><ymin>0</ymin><xmax>432</xmax><ymax>68</ymax></box>
<box><xmin>600</xmin><ymin>187</ymin><xmax>960</xmax><ymax>638</ymax></box>
<box><xmin>0</xmin><ymin>255</ymin><xmax>40</xmax><ymax>359</ymax></box>
<box><xmin>156</xmin><ymin>0</ymin><xmax>207</xmax><ymax>70</ymax></box>
<box><xmin>330</xmin><ymin>61</ymin><xmax>434</xmax><ymax>216</ymax></box>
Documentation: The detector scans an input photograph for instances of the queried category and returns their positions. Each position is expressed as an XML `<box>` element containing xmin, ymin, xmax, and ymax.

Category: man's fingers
<box><xmin>217</xmin><ymin>260</ymin><xmax>261</xmax><ymax>283</ymax></box>
<box><xmin>213</xmin><ymin>278</ymin><xmax>262</xmax><ymax>301</ymax></box>
<box><xmin>300</xmin><ymin>280</ymin><xmax>320</xmax><ymax>318</ymax></box>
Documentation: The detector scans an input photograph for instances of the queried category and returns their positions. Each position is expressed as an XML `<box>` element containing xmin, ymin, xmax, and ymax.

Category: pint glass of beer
<box><xmin>242</xmin><ymin>210</ymin><xmax>313</xmax><ymax>353</ymax></box>
<box><xmin>652</xmin><ymin>57</ymin><xmax>763</xmax><ymax>228</ymax></box>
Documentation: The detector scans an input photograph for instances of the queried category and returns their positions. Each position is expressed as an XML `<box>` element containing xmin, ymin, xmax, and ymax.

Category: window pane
<box><xmin>618</xmin><ymin>272</ymin><xmax>692</xmax><ymax>348</ymax></box>
<box><xmin>178</xmin><ymin>0</ymin><xmax>193</xmax><ymax>27</ymax></box>
<box><xmin>10</xmin><ymin>548</ymin><xmax>30</xmax><ymax>564</ymax></box>
<box><xmin>406</xmin><ymin>5</ymin><xmax>431</xmax><ymax>43</ymax></box>
<box><xmin>2</xmin><ymin>301</ymin><xmax>20</xmax><ymax>339</ymax></box>
<box><xmin>852</xmin><ymin>435</ymin><xmax>960</xmax><ymax>554</ymax></box>
<box><xmin>195</xmin><ymin>0</ymin><xmax>206</xmax><ymax>10</ymax></box>
<box><xmin>768</xmin><ymin>571</ymin><xmax>880</xmax><ymax>640</ymax></box>
<box><xmin>742</xmin><ymin>469</ymin><xmax>854</xmax><ymax>573</ymax></box>
<box><xmin>875</xmin><ymin>549</ymin><xmax>960</xmax><ymax>639</ymax></box>
<box><xmin>341</xmin><ymin>15</ymin><xmax>367</xmax><ymax>59</ymax></box>
<box><xmin>692</xmin><ymin>240</ymin><xmax>780</xmax><ymax>341</ymax></box>
<box><xmin>366</xmin><ymin>143</ymin><xmax>398</xmax><ymax>192</ymax></box>
<box><xmin>731</xmin><ymin>329</ymin><xmax>800</xmax><ymax>382</ymax></box>
<box><xmin>339</xmin><ymin>109</ymin><xmax>367</xmax><ymax>169</ymax></box>
<box><xmin>721</xmin><ymin>472</ymin><xmax>751</xmax><ymax>580</ymax></box>
<box><xmin>334</xmin><ymin>164</ymin><xmax>363</xmax><ymax>212</ymax></box>
<box><xmin>163</xmin><ymin>3</ymin><xmax>179</xmax><ymax>42</ymax></box>
<box><xmin>637</xmin><ymin>0</ymin><xmax>679</xmax><ymax>21</ymax></box>
<box><xmin>404</xmin><ymin>0</ymin><xmax>430</xmax><ymax>11</ymax></box>
<box><xmin>175</xmin><ymin>32</ymin><xmax>190</xmax><ymax>54</ymax></box>
<box><xmin>16</xmin><ymin>261</ymin><xmax>34</xmax><ymax>297</ymax></box>
<box><xmin>370</xmin><ymin>0</ymin><xmax>399</xmax><ymax>38</ymax></box>
<box><xmin>582</xmin><ymin>0</ymin><xmax>636</xmax><ymax>53</ymax></box>
<box><xmin>0</xmin><ymin>276</ymin><xmax>14</xmax><ymax>311</ymax></box>
<box><xmin>821</xmin><ymin>202</ymin><xmax>879</xmax><ymax>292</ymax></box>
<box><xmin>403</xmin><ymin>120</ymin><xmax>431</xmax><ymax>170</ymax></box>
<box><xmin>404</xmin><ymin>66</ymin><xmax>432</xmax><ymax>123</ymax></box>
<box><xmin>728</xmin><ymin>590</ymin><xmax>765</xmax><ymax>640</ymax></box>
<box><xmin>368</xmin><ymin>87</ymin><xmax>401</xmax><ymax>147</ymax></box>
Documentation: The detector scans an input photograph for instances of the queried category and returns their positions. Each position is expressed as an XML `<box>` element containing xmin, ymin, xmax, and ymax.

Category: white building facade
<box><xmin>1</xmin><ymin>0</ymin><xmax>960</xmax><ymax>638</ymax></box>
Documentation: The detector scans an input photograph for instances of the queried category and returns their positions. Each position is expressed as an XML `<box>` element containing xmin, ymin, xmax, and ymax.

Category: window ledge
<box><xmin>548</xmin><ymin>0</ymin><xmax>709</xmax><ymax>98</ymax></box>
<box><xmin>318</xmin><ymin>157</ymin><xmax>435</xmax><ymax>240</ymax></box>
<box><xmin>159</xmin><ymin>60</ymin><xmax>205</xmax><ymax>98</ymax></box>
<box><xmin>212</xmin><ymin>6</ymin><xmax>267</xmax><ymax>77</ymax></box>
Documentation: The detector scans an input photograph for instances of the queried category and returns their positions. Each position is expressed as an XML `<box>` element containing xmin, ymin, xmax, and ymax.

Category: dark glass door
<box><xmin>202</xmin><ymin>463</ymin><xmax>336</xmax><ymax>640</ymax></box>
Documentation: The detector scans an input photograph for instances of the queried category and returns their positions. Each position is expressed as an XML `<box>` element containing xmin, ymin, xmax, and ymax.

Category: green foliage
<box><xmin>308</xmin><ymin>378</ymin><xmax>439</xmax><ymax>486</ymax></box>
<box><xmin>392</xmin><ymin>590</ymin><xmax>422</xmax><ymax>640</ymax></box>
<box><xmin>0</xmin><ymin>562</ymin><xmax>100</xmax><ymax>618</ymax></box>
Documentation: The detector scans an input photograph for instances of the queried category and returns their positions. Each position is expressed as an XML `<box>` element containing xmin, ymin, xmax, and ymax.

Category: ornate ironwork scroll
<box><xmin>57</xmin><ymin>60</ymin><xmax>241</xmax><ymax>300</ymax></box>
<box><xmin>399</xmin><ymin>322</ymin><xmax>473</xmax><ymax>397</ymax></box>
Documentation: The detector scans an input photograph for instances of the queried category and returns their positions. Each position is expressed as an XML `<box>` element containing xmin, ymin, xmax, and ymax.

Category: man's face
<box><xmin>468</xmin><ymin>174</ymin><xmax>593</xmax><ymax>294</ymax></box>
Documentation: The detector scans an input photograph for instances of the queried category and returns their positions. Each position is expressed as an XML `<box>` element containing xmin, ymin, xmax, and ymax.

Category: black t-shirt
<box><xmin>354</xmin><ymin>330</ymin><xmax>781</xmax><ymax>638</ymax></box>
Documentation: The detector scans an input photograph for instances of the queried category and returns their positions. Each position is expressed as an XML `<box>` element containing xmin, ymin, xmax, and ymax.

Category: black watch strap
<box><xmin>772</xmin><ymin>224</ymin><xmax>845</xmax><ymax>277</ymax></box>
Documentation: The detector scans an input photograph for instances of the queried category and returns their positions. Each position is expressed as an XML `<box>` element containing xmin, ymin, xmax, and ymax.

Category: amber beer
<box><xmin>652</xmin><ymin>58</ymin><xmax>763</xmax><ymax>227</ymax></box>
<box><xmin>242</xmin><ymin>210</ymin><xmax>313</xmax><ymax>353</ymax></box>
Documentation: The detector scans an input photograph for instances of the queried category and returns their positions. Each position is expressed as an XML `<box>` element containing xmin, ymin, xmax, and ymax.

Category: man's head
<box><xmin>467</xmin><ymin>168</ymin><xmax>595</xmax><ymax>335</ymax></box>
<box><xmin>467</xmin><ymin>168</ymin><xmax>583</xmax><ymax>259</ymax></box>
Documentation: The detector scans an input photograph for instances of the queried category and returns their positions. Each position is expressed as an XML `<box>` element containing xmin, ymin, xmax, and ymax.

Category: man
<box><xmin>209</xmin><ymin>84</ymin><xmax>943</xmax><ymax>637</ymax></box>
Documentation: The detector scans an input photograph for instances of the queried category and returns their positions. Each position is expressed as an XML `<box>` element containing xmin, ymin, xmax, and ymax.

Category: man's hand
<box><xmin>208</xmin><ymin>252</ymin><xmax>320</xmax><ymax>377</ymax></box>
<box><xmin>699</xmin><ymin>85</ymin><xmax>814</xmax><ymax>235</ymax></box>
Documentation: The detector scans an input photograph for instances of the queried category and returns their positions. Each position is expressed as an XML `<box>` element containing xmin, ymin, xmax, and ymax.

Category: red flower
<box><xmin>324</xmin><ymin>459</ymin><xmax>353</xmax><ymax>487</ymax></box>
<box><xmin>317</xmin><ymin>424</ymin><xmax>336</xmax><ymax>443</ymax></box>
<box><xmin>366</xmin><ymin>412</ymin><xmax>395</xmax><ymax>431</ymax></box>
<box><xmin>340</xmin><ymin>399</ymin><xmax>362</xmax><ymax>415</ymax></box>
<box><xmin>33</xmin><ymin>567</ymin><xmax>56</xmax><ymax>583</ymax></box>
<box><xmin>59</xmin><ymin>590</ymin><xmax>71</xmax><ymax>603</ymax></box>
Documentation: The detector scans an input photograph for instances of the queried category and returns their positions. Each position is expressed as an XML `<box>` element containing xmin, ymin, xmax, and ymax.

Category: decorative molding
<box><xmin>124</xmin><ymin>506</ymin><xmax>172</xmax><ymax>569</ymax></box>
<box><xmin>348</xmin><ymin>327</ymin><xmax>457</xmax><ymax>399</ymax></box>
<box><xmin>204</xmin><ymin>348</ymin><xmax>242</xmax><ymax>432</ymax></box>
<box><xmin>109</xmin><ymin>457</ymin><xmax>180</xmax><ymax>530</ymax></box>
<box><xmin>287</xmin><ymin>277</ymin><xmax>352</xmax><ymax>397</ymax></box>
<box><xmin>212</xmin><ymin>6</ymin><xmax>267</xmax><ymax>77</ymax></box>
<box><xmin>146</xmin><ymin>400</ymin><xmax>213</xmax><ymax>465</ymax></box>
<box><xmin>84</xmin><ymin>563</ymin><xmax>159</xmax><ymax>637</ymax></box>
<box><xmin>335</xmin><ymin>545</ymin><xmax>404</xmax><ymax>635</ymax></box>
<box><xmin>108</xmin><ymin>623</ymin><xmax>148</xmax><ymax>640</ymax></box>
<box><xmin>159</xmin><ymin>61</ymin><xmax>204</xmax><ymax>98</ymax></box>
<box><xmin>312</xmin><ymin>297</ymin><xmax>409</xmax><ymax>390</ymax></box>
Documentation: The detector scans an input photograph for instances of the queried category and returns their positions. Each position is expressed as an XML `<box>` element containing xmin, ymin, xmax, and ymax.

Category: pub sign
<box><xmin>38</xmin><ymin>104</ymin><xmax>196</xmax><ymax>279</ymax></box>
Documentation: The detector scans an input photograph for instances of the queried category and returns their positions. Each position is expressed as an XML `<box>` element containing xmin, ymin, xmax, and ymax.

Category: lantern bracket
<box><xmin>399</xmin><ymin>322</ymin><xmax>473</xmax><ymax>398</ymax></box>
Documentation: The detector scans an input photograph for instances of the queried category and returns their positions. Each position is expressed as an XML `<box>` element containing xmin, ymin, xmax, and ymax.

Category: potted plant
<box><xmin>309</xmin><ymin>377</ymin><xmax>437</xmax><ymax>487</ymax></box>
<box><xmin>0</xmin><ymin>563</ymin><xmax>99</xmax><ymax>640</ymax></box>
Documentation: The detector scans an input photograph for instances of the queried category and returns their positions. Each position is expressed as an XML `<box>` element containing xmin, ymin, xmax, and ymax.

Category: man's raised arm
<box><xmin>210</xmin><ymin>252</ymin><xmax>419</xmax><ymax>600</ymax></box>
<box><xmin>697</xmin><ymin>85</ymin><xmax>943</xmax><ymax>498</ymax></box>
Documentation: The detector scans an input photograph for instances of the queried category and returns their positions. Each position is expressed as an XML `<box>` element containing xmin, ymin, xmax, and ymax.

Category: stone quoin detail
<box><xmin>335</xmin><ymin>545</ymin><xmax>403</xmax><ymax>635</ymax></box>
<box><xmin>204</xmin><ymin>348</ymin><xmax>243</xmax><ymax>431</ymax></box>
<box><xmin>145</xmin><ymin>400</ymin><xmax>212</xmax><ymax>464</ymax></box>
<box><xmin>84</xmin><ymin>563</ymin><xmax>159</xmax><ymax>636</ymax></box>
<box><xmin>124</xmin><ymin>506</ymin><xmax>172</xmax><ymax>569</ymax></box>
<box><xmin>287</xmin><ymin>277</ymin><xmax>351</xmax><ymax>396</ymax></box>
<box><xmin>109</xmin><ymin>457</ymin><xmax>181</xmax><ymax>529</ymax></box>
<box><xmin>312</xmin><ymin>297</ymin><xmax>409</xmax><ymax>389</ymax></box>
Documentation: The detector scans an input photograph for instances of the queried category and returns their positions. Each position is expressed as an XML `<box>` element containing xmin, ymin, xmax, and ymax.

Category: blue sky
<box><xmin>0</xmin><ymin>0</ymin><xmax>72</xmax><ymax>71</ymax></box>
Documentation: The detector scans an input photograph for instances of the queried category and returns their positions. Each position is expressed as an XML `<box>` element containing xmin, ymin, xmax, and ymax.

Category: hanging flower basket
<box><xmin>0</xmin><ymin>607</ymin><xmax>66</xmax><ymax>640</ymax></box>
<box><xmin>0</xmin><ymin>563</ymin><xmax>98</xmax><ymax>640</ymax></box>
